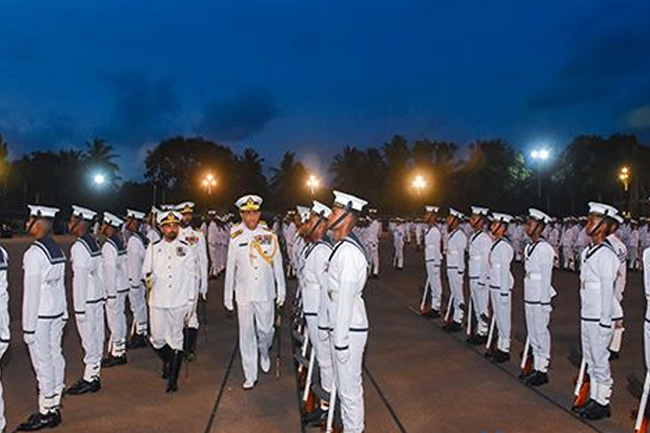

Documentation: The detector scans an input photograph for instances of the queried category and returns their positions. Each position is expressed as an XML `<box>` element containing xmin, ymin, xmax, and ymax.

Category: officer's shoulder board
<box><xmin>33</xmin><ymin>236</ymin><xmax>66</xmax><ymax>265</ymax></box>
<box><xmin>179</xmin><ymin>240</ymin><xmax>188</xmax><ymax>246</ymax></box>
<box><xmin>230</xmin><ymin>228</ymin><xmax>244</xmax><ymax>239</ymax></box>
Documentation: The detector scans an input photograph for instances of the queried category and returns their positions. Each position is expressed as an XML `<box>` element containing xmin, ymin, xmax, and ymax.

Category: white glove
<box><xmin>0</xmin><ymin>342</ymin><xmax>7</xmax><ymax>358</ymax></box>
<box><xmin>336</xmin><ymin>347</ymin><xmax>351</xmax><ymax>364</ymax></box>
<box><xmin>200</xmin><ymin>291</ymin><xmax>208</xmax><ymax>301</ymax></box>
<box><xmin>276</xmin><ymin>296</ymin><xmax>285</xmax><ymax>308</ymax></box>
<box><xmin>224</xmin><ymin>300</ymin><xmax>234</xmax><ymax>312</ymax></box>
<box><xmin>24</xmin><ymin>332</ymin><xmax>36</xmax><ymax>345</ymax></box>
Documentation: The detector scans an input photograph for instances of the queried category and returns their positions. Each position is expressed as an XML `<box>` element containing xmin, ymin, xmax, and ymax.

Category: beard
<box><xmin>165</xmin><ymin>231</ymin><xmax>178</xmax><ymax>241</ymax></box>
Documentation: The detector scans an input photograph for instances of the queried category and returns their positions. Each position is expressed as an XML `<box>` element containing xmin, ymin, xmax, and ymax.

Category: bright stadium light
<box><xmin>94</xmin><ymin>174</ymin><xmax>105</xmax><ymax>185</ymax></box>
<box><xmin>202</xmin><ymin>173</ymin><xmax>217</xmax><ymax>195</ymax></box>
<box><xmin>306</xmin><ymin>174</ymin><xmax>321</xmax><ymax>196</ymax></box>
<box><xmin>530</xmin><ymin>147</ymin><xmax>551</xmax><ymax>199</ymax></box>
<box><xmin>412</xmin><ymin>174</ymin><xmax>427</xmax><ymax>197</ymax></box>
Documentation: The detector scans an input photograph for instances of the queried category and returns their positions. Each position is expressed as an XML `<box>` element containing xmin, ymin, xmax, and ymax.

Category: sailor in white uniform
<box><xmin>125</xmin><ymin>209</ymin><xmax>149</xmax><ymax>349</ymax></box>
<box><xmin>18</xmin><ymin>205</ymin><xmax>67</xmax><ymax>431</ymax></box>
<box><xmin>607</xmin><ymin>214</ymin><xmax>627</xmax><ymax>359</ymax></box>
<box><xmin>367</xmin><ymin>209</ymin><xmax>381</xmax><ymax>278</ymax></box>
<box><xmin>467</xmin><ymin>206</ymin><xmax>492</xmax><ymax>344</ymax></box>
<box><xmin>143</xmin><ymin>210</ymin><xmax>197</xmax><ymax>392</ymax></box>
<box><xmin>486</xmin><ymin>212</ymin><xmax>515</xmax><ymax>363</ymax></box>
<box><xmin>101</xmin><ymin>212</ymin><xmax>129</xmax><ymax>367</ymax></box>
<box><xmin>575</xmin><ymin>202</ymin><xmax>620</xmax><ymax>420</ymax></box>
<box><xmin>66</xmin><ymin>205</ymin><xmax>105</xmax><ymax>396</ymax></box>
<box><xmin>224</xmin><ymin>195</ymin><xmax>286</xmax><ymax>389</ymax></box>
<box><xmin>444</xmin><ymin>208</ymin><xmax>468</xmax><ymax>332</ymax></box>
<box><xmin>325</xmin><ymin>190</ymin><xmax>369</xmax><ymax>433</ymax></box>
<box><xmin>522</xmin><ymin>208</ymin><xmax>556</xmax><ymax>386</ymax></box>
<box><xmin>0</xmin><ymin>240</ymin><xmax>9</xmax><ymax>432</ymax></box>
<box><xmin>422</xmin><ymin>205</ymin><xmax>443</xmax><ymax>318</ymax></box>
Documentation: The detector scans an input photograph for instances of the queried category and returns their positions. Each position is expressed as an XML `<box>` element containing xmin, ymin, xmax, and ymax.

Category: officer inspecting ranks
<box><xmin>422</xmin><ymin>205</ymin><xmax>443</xmax><ymax>319</ymax></box>
<box><xmin>0</xmin><ymin>240</ymin><xmax>9</xmax><ymax>433</ymax></box>
<box><xmin>176</xmin><ymin>201</ymin><xmax>208</xmax><ymax>362</ymax></box>
<box><xmin>224</xmin><ymin>194</ymin><xmax>286</xmax><ymax>390</ymax></box>
<box><xmin>142</xmin><ymin>209</ymin><xmax>197</xmax><ymax>393</ymax></box>
<box><xmin>574</xmin><ymin>202</ymin><xmax>620</xmax><ymax>420</ymax></box>
<box><xmin>18</xmin><ymin>205</ymin><xmax>67</xmax><ymax>431</ymax></box>
<box><xmin>101</xmin><ymin>212</ymin><xmax>129</xmax><ymax>368</ymax></box>
<box><xmin>522</xmin><ymin>208</ymin><xmax>556</xmax><ymax>386</ymax></box>
<box><xmin>467</xmin><ymin>206</ymin><xmax>492</xmax><ymax>344</ymax></box>
<box><xmin>486</xmin><ymin>212</ymin><xmax>514</xmax><ymax>363</ymax></box>
<box><xmin>325</xmin><ymin>190</ymin><xmax>369</xmax><ymax>433</ymax></box>
<box><xmin>301</xmin><ymin>201</ymin><xmax>334</xmax><ymax>426</ymax></box>
<box><xmin>125</xmin><ymin>209</ymin><xmax>149</xmax><ymax>349</ymax></box>
<box><xmin>66</xmin><ymin>205</ymin><xmax>105</xmax><ymax>396</ymax></box>
<box><xmin>444</xmin><ymin>208</ymin><xmax>468</xmax><ymax>332</ymax></box>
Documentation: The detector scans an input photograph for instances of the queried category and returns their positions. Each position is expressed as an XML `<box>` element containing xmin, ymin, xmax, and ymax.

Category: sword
<box><xmin>635</xmin><ymin>372</ymin><xmax>650</xmax><ymax>432</ymax></box>
<box><xmin>275</xmin><ymin>303</ymin><xmax>282</xmax><ymax>378</ymax></box>
<box><xmin>520</xmin><ymin>337</ymin><xmax>530</xmax><ymax>370</ymax></box>
<box><xmin>419</xmin><ymin>276</ymin><xmax>430</xmax><ymax>313</ymax></box>
<box><xmin>486</xmin><ymin>314</ymin><xmax>496</xmax><ymax>350</ymax></box>
<box><xmin>326</xmin><ymin>383</ymin><xmax>337</xmax><ymax>433</ymax></box>
<box><xmin>465</xmin><ymin>298</ymin><xmax>473</xmax><ymax>337</ymax></box>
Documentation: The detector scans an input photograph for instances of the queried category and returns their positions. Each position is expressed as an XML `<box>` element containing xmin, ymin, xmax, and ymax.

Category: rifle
<box><xmin>633</xmin><ymin>372</ymin><xmax>650</xmax><ymax>433</ymax></box>
<box><xmin>419</xmin><ymin>276</ymin><xmax>430</xmax><ymax>313</ymax></box>
<box><xmin>572</xmin><ymin>356</ymin><xmax>590</xmax><ymax>411</ymax></box>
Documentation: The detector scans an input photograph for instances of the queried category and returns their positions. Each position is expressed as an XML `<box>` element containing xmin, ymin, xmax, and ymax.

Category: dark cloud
<box><xmin>529</xmin><ymin>27</ymin><xmax>650</xmax><ymax>110</ymax></box>
<box><xmin>101</xmin><ymin>71</ymin><xmax>181</xmax><ymax>142</ymax></box>
<box><xmin>196</xmin><ymin>89</ymin><xmax>279</xmax><ymax>141</ymax></box>
<box><xmin>0</xmin><ymin>110</ymin><xmax>79</xmax><ymax>155</ymax></box>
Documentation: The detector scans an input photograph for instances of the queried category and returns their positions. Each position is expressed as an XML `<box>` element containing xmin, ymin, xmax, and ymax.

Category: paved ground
<box><xmin>0</xmin><ymin>235</ymin><xmax>642</xmax><ymax>432</ymax></box>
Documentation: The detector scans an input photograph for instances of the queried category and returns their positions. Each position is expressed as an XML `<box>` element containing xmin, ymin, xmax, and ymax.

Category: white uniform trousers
<box><xmin>28</xmin><ymin>317</ymin><xmax>66</xmax><ymax>414</ymax></box>
<box><xmin>629</xmin><ymin>247</ymin><xmax>639</xmax><ymax>270</ymax></box>
<box><xmin>425</xmin><ymin>262</ymin><xmax>442</xmax><ymax>311</ymax></box>
<box><xmin>333</xmin><ymin>331</ymin><xmax>367</xmax><ymax>433</ymax></box>
<box><xmin>644</xmin><ymin>319</ymin><xmax>650</xmax><ymax>371</ymax></box>
<box><xmin>469</xmin><ymin>278</ymin><xmax>489</xmax><ymax>335</ymax></box>
<box><xmin>0</xmin><ymin>344</ymin><xmax>7</xmax><ymax>431</ymax></box>
<box><xmin>305</xmin><ymin>315</ymin><xmax>333</xmax><ymax>394</ymax></box>
<box><xmin>128</xmin><ymin>283</ymin><xmax>148</xmax><ymax>335</ymax></box>
<box><xmin>447</xmin><ymin>269</ymin><xmax>465</xmax><ymax>323</ymax></box>
<box><xmin>186</xmin><ymin>298</ymin><xmax>200</xmax><ymax>329</ymax></box>
<box><xmin>237</xmin><ymin>301</ymin><xmax>275</xmax><ymax>383</ymax></box>
<box><xmin>562</xmin><ymin>246</ymin><xmax>574</xmax><ymax>270</ymax></box>
<box><xmin>106</xmin><ymin>291</ymin><xmax>128</xmax><ymax>356</ymax></box>
<box><xmin>524</xmin><ymin>303</ymin><xmax>551</xmax><ymax>372</ymax></box>
<box><xmin>581</xmin><ymin>320</ymin><xmax>613</xmax><ymax>405</ymax></box>
<box><xmin>370</xmin><ymin>243</ymin><xmax>379</xmax><ymax>276</ymax></box>
<box><xmin>76</xmin><ymin>301</ymin><xmax>105</xmax><ymax>381</ymax></box>
<box><xmin>150</xmin><ymin>306</ymin><xmax>187</xmax><ymax>351</ymax></box>
<box><xmin>490</xmin><ymin>289</ymin><xmax>511</xmax><ymax>352</ymax></box>
<box><xmin>393</xmin><ymin>244</ymin><xmax>404</xmax><ymax>269</ymax></box>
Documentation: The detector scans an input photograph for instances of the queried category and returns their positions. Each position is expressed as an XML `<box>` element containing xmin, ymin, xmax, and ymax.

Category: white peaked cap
<box><xmin>71</xmin><ymin>205</ymin><xmax>97</xmax><ymax>221</ymax></box>
<box><xmin>296</xmin><ymin>205</ymin><xmax>311</xmax><ymax>223</ymax></box>
<box><xmin>491</xmin><ymin>212</ymin><xmax>514</xmax><ymax>224</ymax></box>
<box><xmin>587</xmin><ymin>202</ymin><xmax>619</xmax><ymax>217</ymax></box>
<box><xmin>126</xmin><ymin>209</ymin><xmax>146</xmax><ymax>220</ymax></box>
<box><xmin>157</xmin><ymin>210</ymin><xmax>183</xmax><ymax>226</ymax></box>
<box><xmin>176</xmin><ymin>201</ymin><xmax>196</xmax><ymax>214</ymax></box>
<box><xmin>528</xmin><ymin>208</ymin><xmax>553</xmax><ymax>224</ymax></box>
<box><xmin>103</xmin><ymin>211</ymin><xmax>124</xmax><ymax>228</ymax></box>
<box><xmin>160</xmin><ymin>204</ymin><xmax>176</xmax><ymax>211</ymax></box>
<box><xmin>448</xmin><ymin>208</ymin><xmax>465</xmax><ymax>220</ymax></box>
<box><xmin>311</xmin><ymin>200</ymin><xmax>332</xmax><ymax>219</ymax></box>
<box><xmin>332</xmin><ymin>190</ymin><xmax>368</xmax><ymax>212</ymax></box>
<box><xmin>425</xmin><ymin>205</ymin><xmax>440</xmax><ymax>213</ymax></box>
<box><xmin>28</xmin><ymin>205</ymin><xmax>59</xmax><ymax>219</ymax></box>
<box><xmin>612</xmin><ymin>213</ymin><xmax>624</xmax><ymax>224</ymax></box>
<box><xmin>471</xmin><ymin>206</ymin><xmax>490</xmax><ymax>216</ymax></box>
<box><xmin>235</xmin><ymin>194</ymin><xmax>263</xmax><ymax>211</ymax></box>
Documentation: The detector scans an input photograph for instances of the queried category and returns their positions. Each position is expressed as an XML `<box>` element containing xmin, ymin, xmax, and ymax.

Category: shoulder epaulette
<box><xmin>231</xmin><ymin>229</ymin><xmax>244</xmax><ymax>239</ymax></box>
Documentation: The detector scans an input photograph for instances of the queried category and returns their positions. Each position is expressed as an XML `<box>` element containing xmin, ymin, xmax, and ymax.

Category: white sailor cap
<box><xmin>471</xmin><ymin>206</ymin><xmax>490</xmax><ymax>216</ymax></box>
<box><xmin>332</xmin><ymin>190</ymin><xmax>368</xmax><ymax>212</ymax></box>
<box><xmin>103</xmin><ymin>211</ymin><xmax>124</xmax><ymax>228</ymax></box>
<box><xmin>425</xmin><ymin>205</ymin><xmax>440</xmax><ymax>214</ymax></box>
<box><xmin>176</xmin><ymin>201</ymin><xmax>196</xmax><ymax>214</ymax></box>
<box><xmin>528</xmin><ymin>208</ymin><xmax>553</xmax><ymax>224</ymax></box>
<box><xmin>160</xmin><ymin>204</ymin><xmax>176</xmax><ymax>211</ymax></box>
<box><xmin>448</xmin><ymin>208</ymin><xmax>465</xmax><ymax>220</ymax></box>
<box><xmin>28</xmin><ymin>205</ymin><xmax>60</xmax><ymax>219</ymax></box>
<box><xmin>150</xmin><ymin>206</ymin><xmax>161</xmax><ymax>215</ymax></box>
<box><xmin>296</xmin><ymin>205</ymin><xmax>311</xmax><ymax>223</ymax></box>
<box><xmin>157</xmin><ymin>210</ymin><xmax>183</xmax><ymax>226</ymax></box>
<box><xmin>235</xmin><ymin>194</ymin><xmax>263</xmax><ymax>211</ymax></box>
<box><xmin>126</xmin><ymin>209</ymin><xmax>146</xmax><ymax>221</ymax></box>
<box><xmin>612</xmin><ymin>213</ymin><xmax>624</xmax><ymax>224</ymax></box>
<box><xmin>311</xmin><ymin>200</ymin><xmax>332</xmax><ymax>219</ymax></box>
<box><xmin>71</xmin><ymin>205</ymin><xmax>97</xmax><ymax>221</ymax></box>
<box><xmin>587</xmin><ymin>202</ymin><xmax>619</xmax><ymax>218</ymax></box>
<box><xmin>491</xmin><ymin>212</ymin><xmax>514</xmax><ymax>224</ymax></box>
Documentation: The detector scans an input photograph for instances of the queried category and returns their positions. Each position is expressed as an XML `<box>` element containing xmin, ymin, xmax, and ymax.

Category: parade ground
<box><xmin>0</xmin><ymin>235</ymin><xmax>642</xmax><ymax>433</ymax></box>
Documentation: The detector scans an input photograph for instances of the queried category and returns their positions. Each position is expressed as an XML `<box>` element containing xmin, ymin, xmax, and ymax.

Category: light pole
<box><xmin>412</xmin><ymin>174</ymin><xmax>427</xmax><ymax>198</ymax></box>
<box><xmin>306</xmin><ymin>174</ymin><xmax>320</xmax><ymax>196</ymax></box>
<box><xmin>202</xmin><ymin>173</ymin><xmax>217</xmax><ymax>195</ymax></box>
<box><xmin>530</xmin><ymin>148</ymin><xmax>550</xmax><ymax>199</ymax></box>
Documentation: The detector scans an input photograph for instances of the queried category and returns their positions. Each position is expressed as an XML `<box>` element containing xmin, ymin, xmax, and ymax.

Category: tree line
<box><xmin>1</xmin><ymin>132</ymin><xmax>648</xmax><ymax>221</ymax></box>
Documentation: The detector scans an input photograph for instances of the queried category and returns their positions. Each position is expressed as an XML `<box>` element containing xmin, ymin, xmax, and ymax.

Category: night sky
<box><xmin>1</xmin><ymin>0</ymin><xmax>649</xmax><ymax>178</ymax></box>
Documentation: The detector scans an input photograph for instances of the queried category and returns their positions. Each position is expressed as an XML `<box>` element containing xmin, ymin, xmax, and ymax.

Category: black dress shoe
<box><xmin>17</xmin><ymin>411</ymin><xmax>60</xmax><ymax>431</ymax></box>
<box><xmin>492</xmin><ymin>350</ymin><xmax>510</xmax><ymax>363</ymax></box>
<box><xmin>302</xmin><ymin>406</ymin><xmax>325</xmax><ymax>426</ymax></box>
<box><xmin>580</xmin><ymin>401</ymin><xmax>611</xmax><ymax>420</ymax></box>
<box><xmin>166</xmin><ymin>350</ymin><xmax>184</xmax><ymax>392</ymax></box>
<box><xmin>443</xmin><ymin>321</ymin><xmax>462</xmax><ymax>332</ymax></box>
<box><xmin>101</xmin><ymin>354</ymin><xmax>127</xmax><ymax>368</ymax></box>
<box><xmin>524</xmin><ymin>371</ymin><xmax>549</xmax><ymax>387</ymax></box>
<box><xmin>66</xmin><ymin>378</ymin><xmax>101</xmax><ymax>395</ymax></box>
<box><xmin>468</xmin><ymin>334</ymin><xmax>487</xmax><ymax>345</ymax></box>
<box><xmin>127</xmin><ymin>334</ymin><xmax>148</xmax><ymax>349</ymax></box>
<box><xmin>424</xmin><ymin>309</ymin><xmax>440</xmax><ymax>319</ymax></box>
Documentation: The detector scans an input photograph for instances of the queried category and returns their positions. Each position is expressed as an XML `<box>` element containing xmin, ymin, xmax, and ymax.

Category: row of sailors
<box><xmin>419</xmin><ymin>202</ymin><xmax>628</xmax><ymax>421</ymax></box>
<box><xmin>0</xmin><ymin>202</ymin><xmax>208</xmax><ymax>432</ymax></box>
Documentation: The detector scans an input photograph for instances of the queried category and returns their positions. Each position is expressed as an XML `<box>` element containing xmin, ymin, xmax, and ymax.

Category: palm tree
<box><xmin>84</xmin><ymin>137</ymin><xmax>120</xmax><ymax>186</ymax></box>
<box><xmin>270</xmin><ymin>152</ymin><xmax>309</xmax><ymax>206</ymax></box>
<box><xmin>237</xmin><ymin>148</ymin><xmax>268</xmax><ymax>196</ymax></box>
<box><xmin>0</xmin><ymin>135</ymin><xmax>9</xmax><ymax>197</ymax></box>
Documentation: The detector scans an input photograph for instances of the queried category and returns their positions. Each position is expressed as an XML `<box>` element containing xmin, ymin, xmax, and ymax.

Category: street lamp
<box><xmin>619</xmin><ymin>166</ymin><xmax>630</xmax><ymax>192</ymax></box>
<box><xmin>412</xmin><ymin>174</ymin><xmax>427</xmax><ymax>197</ymax></box>
<box><xmin>202</xmin><ymin>173</ymin><xmax>217</xmax><ymax>195</ymax></box>
<box><xmin>306</xmin><ymin>174</ymin><xmax>320</xmax><ymax>196</ymax></box>
<box><xmin>530</xmin><ymin>148</ymin><xmax>550</xmax><ymax>199</ymax></box>
<box><xmin>93</xmin><ymin>174</ymin><xmax>105</xmax><ymax>186</ymax></box>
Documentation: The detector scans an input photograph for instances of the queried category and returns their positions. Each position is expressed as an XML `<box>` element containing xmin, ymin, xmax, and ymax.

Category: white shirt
<box><xmin>468</xmin><ymin>230</ymin><xmax>492</xmax><ymax>279</ymax></box>
<box><xmin>579</xmin><ymin>240</ymin><xmax>618</xmax><ymax>327</ymax></box>
<box><xmin>523</xmin><ymin>238</ymin><xmax>555</xmax><ymax>304</ymax></box>
<box><xmin>0</xmin><ymin>246</ymin><xmax>10</xmax><ymax>345</ymax></box>
<box><xmin>488</xmin><ymin>238</ymin><xmax>514</xmax><ymax>296</ymax></box>
<box><xmin>127</xmin><ymin>231</ymin><xmax>148</xmax><ymax>289</ymax></box>
<box><xmin>446</xmin><ymin>228</ymin><xmax>468</xmax><ymax>271</ymax></box>
<box><xmin>424</xmin><ymin>224</ymin><xmax>442</xmax><ymax>263</ymax></box>
<box><xmin>179</xmin><ymin>225</ymin><xmax>209</xmax><ymax>297</ymax></box>
<box><xmin>70</xmin><ymin>233</ymin><xmax>104</xmax><ymax>317</ymax></box>
<box><xmin>102</xmin><ymin>234</ymin><xmax>129</xmax><ymax>296</ymax></box>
